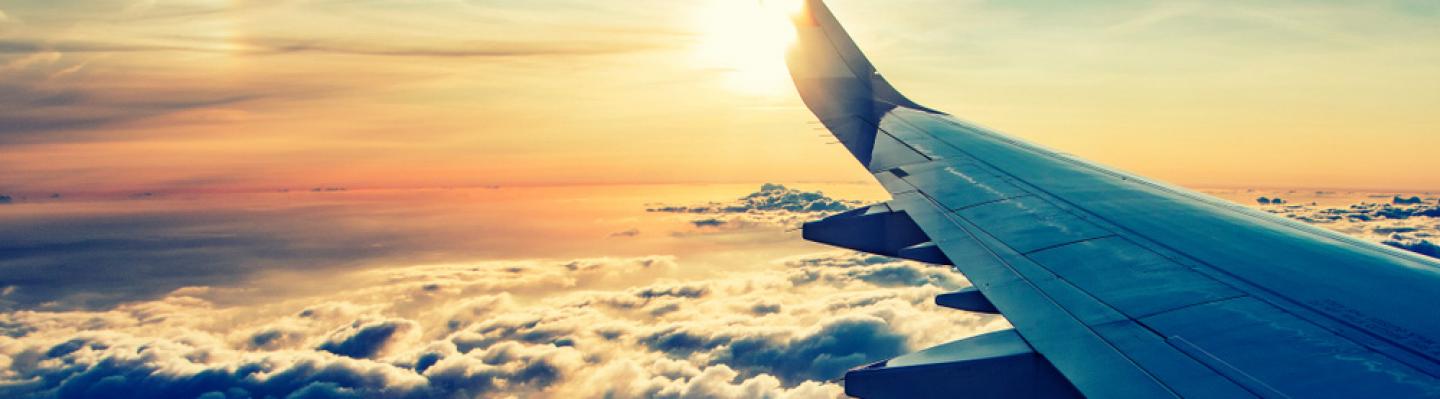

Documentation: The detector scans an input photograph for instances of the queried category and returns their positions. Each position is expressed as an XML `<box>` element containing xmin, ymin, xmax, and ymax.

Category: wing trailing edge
<box><xmin>801</xmin><ymin>203</ymin><xmax>947</xmax><ymax>265</ymax></box>
<box><xmin>844</xmin><ymin>330</ymin><xmax>1082</xmax><ymax>399</ymax></box>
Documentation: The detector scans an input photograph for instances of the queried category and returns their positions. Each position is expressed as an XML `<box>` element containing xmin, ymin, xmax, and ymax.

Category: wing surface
<box><xmin>787</xmin><ymin>1</ymin><xmax>1440</xmax><ymax>398</ymax></box>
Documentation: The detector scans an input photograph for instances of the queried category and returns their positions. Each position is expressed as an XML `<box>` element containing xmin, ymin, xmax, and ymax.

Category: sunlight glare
<box><xmin>691</xmin><ymin>0</ymin><xmax>803</xmax><ymax>96</ymax></box>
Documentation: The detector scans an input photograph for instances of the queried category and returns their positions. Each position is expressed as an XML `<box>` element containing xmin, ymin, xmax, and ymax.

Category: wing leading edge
<box><xmin>785</xmin><ymin>1</ymin><xmax>1440</xmax><ymax>398</ymax></box>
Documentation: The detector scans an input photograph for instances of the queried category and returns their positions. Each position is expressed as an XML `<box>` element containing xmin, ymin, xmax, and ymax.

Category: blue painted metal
<box><xmin>844</xmin><ymin>330</ymin><xmax>1082</xmax><ymax>399</ymax></box>
<box><xmin>935</xmin><ymin>286</ymin><xmax>998</xmax><ymax>314</ymax></box>
<box><xmin>894</xmin><ymin>161</ymin><xmax>1026</xmax><ymax>210</ymax></box>
<box><xmin>896</xmin><ymin>242</ymin><xmax>950</xmax><ymax>265</ymax></box>
<box><xmin>954</xmin><ymin>195</ymin><xmax>1113</xmax><ymax>254</ymax></box>
<box><xmin>784</xmin><ymin>0</ymin><xmax>1440</xmax><ymax>397</ymax></box>
<box><xmin>1026</xmin><ymin>237</ymin><xmax>1243</xmax><ymax>319</ymax></box>
<box><xmin>1144</xmin><ymin>297</ymin><xmax>1440</xmax><ymax>397</ymax></box>
<box><xmin>801</xmin><ymin>203</ymin><xmax>929</xmax><ymax>259</ymax></box>
<box><xmin>802</xmin><ymin>204</ymin><xmax>957</xmax><ymax>265</ymax></box>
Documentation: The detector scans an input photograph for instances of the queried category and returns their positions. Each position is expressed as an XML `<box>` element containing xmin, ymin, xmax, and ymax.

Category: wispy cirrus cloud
<box><xmin>0</xmin><ymin>0</ymin><xmax>688</xmax><ymax>153</ymax></box>
<box><xmin>0</xmin><ymin>37</ymin><xmax>672</xmax><ymax>57</ymax></box>
<box><xmin>0</xmin><ymin>88</ymin><xmax>261</xmax><ymax>143</ymax></box>
<box><xmin>0</xmin><ymin>29</ymin><xmax>670</xmax><ymax>144</ymax></box>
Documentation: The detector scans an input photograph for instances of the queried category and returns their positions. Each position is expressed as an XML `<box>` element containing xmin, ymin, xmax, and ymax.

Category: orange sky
<box><xmin>1</xmin><ymin>0</ymin><xmax>1437</xmax><ymax>196</ymax></box>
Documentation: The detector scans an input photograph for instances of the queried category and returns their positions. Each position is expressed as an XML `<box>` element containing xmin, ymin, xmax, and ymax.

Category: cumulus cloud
<box><xmin>650</xmin><ymin>184</ymin><xmax>862</xmax><ymax>231</ymax></box>
<box><xmin>650</xmin><ymin>184</ymin><xmax>858</xmax><ymax>215</ymax></box>
<box><xmin>318</xmin><ymin>319</ymin><xmax>419</xmax><ymax>359</ymax></box>
<box><xmin>1394</xmin><ymin>196</ymin><xmax>1426</xmax><ymax>205</ymax></box>
<box><xmin>1383</xmin><ymin>237</ymin><xmax>1440</xmax><ymax>258</ymax></box>
<box><xmin>1267</xmin><ymin>200</ymin><xmax>1440</xmax><ymax>224</ymax></box>
<box><xmin>1258</xmin><ymin>196</ymin><xmax>1440</xmax><ymax>259</ymax></box>
<box><xmin>1256</xmin><ymin>196</ymin><xmax>1286</xmax><ymax>205</ymax></box>
<box><xmin>709</xmin><ymin>315</ymin><xmax>908</xmax><ymax>385</ymax></box>
<box><xmin>0</xmin><ymin>252</ymin><xmax>998</xmax><ymax>398</ymax></box>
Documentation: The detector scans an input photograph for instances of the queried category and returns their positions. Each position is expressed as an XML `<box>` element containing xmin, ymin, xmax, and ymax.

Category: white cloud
<box><xmin>0</xmin><ymin>252</ymin><xmax>998</xmax><ymax>398</ymax></box>
<box><xmin>1256</xmin><ymin>198</ymin><xmax>1440</xmax><ymax>259</ymax></box>
<box><xmin>650</xmin><ymin>184</ymin><xmax>863</xmax><ymax>231</ymax></box>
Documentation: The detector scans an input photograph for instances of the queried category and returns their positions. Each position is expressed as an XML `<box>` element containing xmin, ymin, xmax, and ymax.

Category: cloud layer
<box><xmin>2</xmin><ymin>184</ymin><xmax>1437</xmax><ymax>398</ymax></box>
<box><xmin>0</xmin><ymin>253</ymin><xmax>994</xmax><ymax>399</ymax></box>
<box><xmin>1259</xmin><ymin>198</ymin><xmax>1440</xmax><ymax>258</ymax></box>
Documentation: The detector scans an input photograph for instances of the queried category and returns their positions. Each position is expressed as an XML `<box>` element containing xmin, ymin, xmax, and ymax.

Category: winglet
<box><xmin>786</xmin><ymin>0</ymin><xmax>934</xmax><ymax>114</ymax></box>
<box><xmin>785</xmin><ymin>0</ymin><xmax>938</xmax><ymax>168</ymax></box>
<box><xmin>787</xmin><ymin>0</ymin><xmax>875</xmax><ymax>84</ymax></box>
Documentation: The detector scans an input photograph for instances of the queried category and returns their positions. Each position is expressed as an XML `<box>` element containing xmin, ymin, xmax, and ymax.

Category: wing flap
<box><xmin>843</xmin><ymin>329</ymin><xmax>1082</xmax><ymax>399</ymax></box>
<box><xmin>801</xmin><ymin>203</ymin><xmax>930</xmax><ymax>261</ymax></box>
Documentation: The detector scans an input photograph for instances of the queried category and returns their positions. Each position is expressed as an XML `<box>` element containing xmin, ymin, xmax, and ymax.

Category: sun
<box><xmin>690</xmin><ymin>0</ymin><xmax>804</xmax><ymax>96</ymax></box>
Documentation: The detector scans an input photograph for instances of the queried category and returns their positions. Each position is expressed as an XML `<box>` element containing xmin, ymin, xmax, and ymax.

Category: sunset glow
<box><xmin>0</xmin><ymin>0</ymin><xmax>1436</xmax><ymax>195</ymax></box>
<box><xmin>691</xmin><ymin>0</ymin><xmax>802</xmax><ymax>96</ymax></box>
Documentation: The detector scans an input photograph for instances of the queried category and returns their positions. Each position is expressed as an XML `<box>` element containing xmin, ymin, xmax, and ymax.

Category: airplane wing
<box><xmin>786</xmin><ymin>1</ymin><xmax>1440</xmax><ymax>398</ymax></box>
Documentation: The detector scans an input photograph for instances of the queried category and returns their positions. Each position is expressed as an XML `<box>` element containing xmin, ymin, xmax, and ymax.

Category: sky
<box><xmin>0</xmin><ymin>0</ymin><xmax>1438</xmax><ymax>196</ymax></box>
<box><xmin>1</xmin><ymin>1</ymin><xmax>1439</xmax><ymax>398</ymax></box>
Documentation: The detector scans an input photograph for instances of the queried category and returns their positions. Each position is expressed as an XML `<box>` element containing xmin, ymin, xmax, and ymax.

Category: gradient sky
<box><xmin>1</xmin><ymin>0</ymin><xmax>1438</xmax><ymax>196</ymax></box>
<box><xmin>2</xmin><ymin>3</ymin><xmax>1438</xmax><ymax>397</ymax></box>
